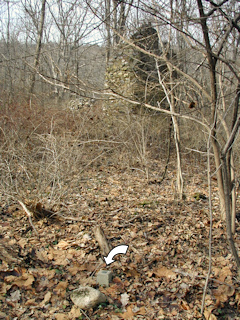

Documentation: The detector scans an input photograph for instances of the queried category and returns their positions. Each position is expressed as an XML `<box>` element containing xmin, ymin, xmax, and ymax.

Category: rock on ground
<box><xmin>70</xmin><ymin>286</ymin><xmax>107</xmax><ymax>310</ymax></box>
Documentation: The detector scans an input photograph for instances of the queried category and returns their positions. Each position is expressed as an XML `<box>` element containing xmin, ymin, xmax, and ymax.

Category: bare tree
<box><xmin>26</xmin><ymin>0</ymin><xmax>47</xmax><ymax>97</ymax></box>
<box><xmin>105</xmin><ymin>0</ymin><xmax>111</xmax><ymax>63</ymax></box>
<box><xmin>101</xmin><ymin>0</ymin><xmax>133</xmax><ymax>63</ymax></box>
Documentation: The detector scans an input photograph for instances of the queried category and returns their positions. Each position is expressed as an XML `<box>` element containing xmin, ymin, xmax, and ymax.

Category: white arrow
<box><xmin>104</xmin><ymin>245</ymin><xmax>129</xmax><ymax>265</ymax></box>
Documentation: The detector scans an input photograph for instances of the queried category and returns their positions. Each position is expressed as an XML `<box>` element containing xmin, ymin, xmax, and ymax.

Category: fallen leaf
<box><xmin>154</xmin><ymin>266</ymin><xmax>176</xmax><ymax>279</ymax></box>
<box><xmin>5</xmin><ymin>274</ymin><xmax>34</xmax><ymax>289</ymax></box>
<box><xmin>180</xmin><ymin>300</ymin><xmax>190</xmax><ymax>310</ymax></box>
<box><xmin>217</xmin><ymin>266</ymin><xmax>232</xmax><ymax>282</ymax></box>
<box><xmin>8</xmin><ymin>290</ymin><xmax>21</xmax><ymax>302</ymax></box>
<box><xmin>25</xmin><ymin>298</ymin><xmax>37</xmax><ymax>306</ymax></box>
<box><xmin>121</xmin><ymin>305</ymin><xmax>134</xmax><ymax>319</ymax></box>
<box><xmin>55</xmin><ymin>313</ymin><xmax>69</xmax><ymax>320</ymax></box>
<box><xmin>212</xmin><ymin>284</ymin><xmax>235</xmax><ymax>304</ymax></box>
<box><xmin>40</xmin><ymin>291</ymin><xmax>51</xmax><ymax>307</ymax></box>
<box><xmin>137</xmin><ymin>306</ymin><xmax>146</xmax><ymax>315</ymax></box>
<box><xmin>56</xmin><ymin>240</ymin><xmax>71</xmax><ymax>249</ymax></box>
<box><xmin>68</xmin><ymin>305</ymin><xmax>81</xmax><ymax>318</ymax></box>
<box><xmin>204</xmin><ymin>306</ymin><xmax>217</xmax><ymax>320</ymax></box>
<box><xmin>36</xmin><ymin>249</ymin><xmax>49</xmax><ymax>263</ymax></box>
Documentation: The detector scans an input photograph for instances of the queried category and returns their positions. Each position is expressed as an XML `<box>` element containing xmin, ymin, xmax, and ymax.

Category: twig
<box><xmin>89</xmin><ymin>260</ymin><xmax>104</xmax><ymax>278</ymax></box>
<box><xmin>201</xmin><ymin>122</ymin><xmax>214</xmax><ymax>314</ymax></box>
<box><xmin>18</xmin><ymin>200</ymin><xmax>39</xmax><ymax>236</ymax></box>
<box><xmin>184</xmin><ymin>147</ymin><xmax>214</xmax><ymax>156</ymax></box>
<box><xmin>173</xmin><ymin>268</ymin><xmax>235</xmax><ymax>288</ymax></box>
<box><xmin>79</xmin><ymin>309</ymin><xmax>91</xmax><ymax>320</ymax></box>
<box><xmin>94</xmin><ymin>226</ymin><xmax>112</xmax><ymax>257</ymax></box>
<box><xmin>122</xmin><ymin>215</ymin><xmax>143</xmax><ymax>227</ymax></box>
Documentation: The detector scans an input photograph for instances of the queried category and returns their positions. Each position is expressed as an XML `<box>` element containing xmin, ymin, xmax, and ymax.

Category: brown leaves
<box><xmin>212</xmin><ymin>284</ymin><xmax>235</xmax><ymax>304</ymax></box>
<box><xmin>121</xmin><ymin>306</ymin><xmax>135</xmax><ymax>319</ymax></box>
<box><xmin>0</xmin><ymin>240</ymin><xmax>22</xmax><ymax>265</ymax></box>
<box><xmin>153</xmin><ymin>266</ymin><xmax>176</xmax><ymax>279</ymax></box>
<box><xmin>0</xmin><ymin>167</ymin><xmax>240</xmax><ymax>319</ymax></box>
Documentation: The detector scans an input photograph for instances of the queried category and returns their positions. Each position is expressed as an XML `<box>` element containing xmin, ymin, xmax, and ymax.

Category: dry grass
<box><xmin>0</xmin><ymin>96</ymin><xmax>172</xmax><ymax>207</ymax></box>
<box><xmin>0</xmin><ymin>94</ymin><xmax>238</xmax><ymax>209</ymax></box>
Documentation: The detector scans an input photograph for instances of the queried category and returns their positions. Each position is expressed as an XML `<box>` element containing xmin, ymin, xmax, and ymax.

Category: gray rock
<box><xmin>70</xmin><ymin>286</ymin><xmax>107</xmax><ymax>309</ymax></box>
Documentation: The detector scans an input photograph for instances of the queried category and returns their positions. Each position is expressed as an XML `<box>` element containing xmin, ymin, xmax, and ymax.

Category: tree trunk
<box><xmin>156</xmin><ymin>59</ymin><xmax>183</xmax><ymax>200</ymax></box>
<box><xmin>230</xmin><ymin>82</ymin><xmax>240</xmax><ymax>233</ymax></box>
<box><xmin>197</xmin><ymin>0</ymin><xmax>226</xmax><ymax>217</ymax></box>
<box><xmin>221</xmin><ymin>156</ymin><xmax>240</xmax><ymax>274</ymax></box>
<box><xmin>29</xmin><ymin>0</ymin><xmax>47</xmax><ymax>96</ymax></box>
<box><xmin>105</xmin><ymin>0</ymin><xmax>111</xmax><ymax>64</ymax></box>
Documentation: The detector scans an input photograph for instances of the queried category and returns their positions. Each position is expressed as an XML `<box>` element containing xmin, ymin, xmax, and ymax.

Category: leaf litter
<box><xmin>0</xmin><ymin>163</ymin><xmax>240</xmax><ymax>320</ymax></box>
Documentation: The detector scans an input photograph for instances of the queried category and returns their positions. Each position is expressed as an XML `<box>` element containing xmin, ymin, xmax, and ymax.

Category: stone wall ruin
<box><xmin>104</xmin><ymin>23</ymin><xmax>176</xmax><ymax>114</ymax></box>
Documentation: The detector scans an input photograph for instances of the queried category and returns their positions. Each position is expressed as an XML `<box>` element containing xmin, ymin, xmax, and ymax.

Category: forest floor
<box><xmin>0</xmin><ymin>161</ymin><xmax>240</xmax><ymax>320</ymax></box>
